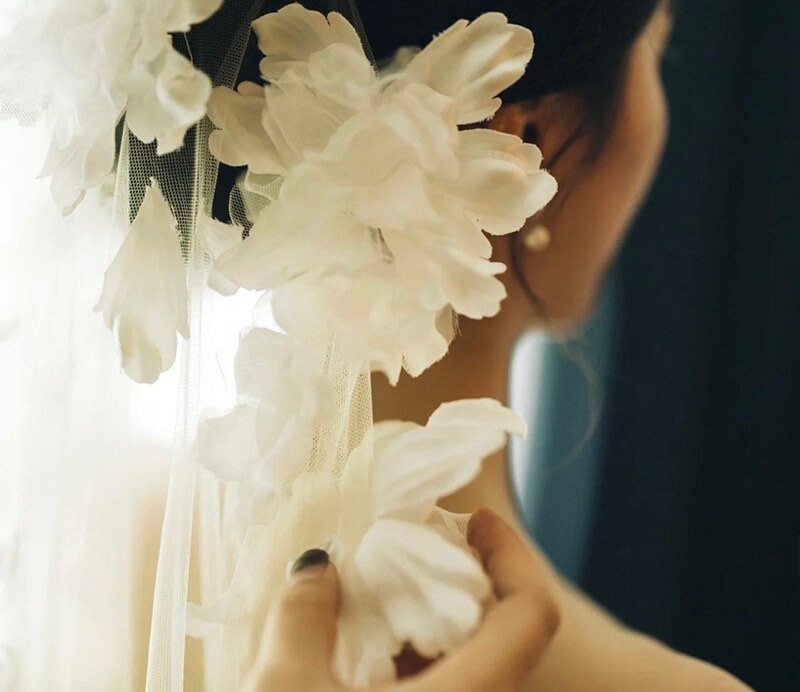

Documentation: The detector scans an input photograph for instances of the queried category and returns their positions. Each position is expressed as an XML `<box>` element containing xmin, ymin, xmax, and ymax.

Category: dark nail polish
<box><xmin>291</xmin><ymin>548</ymin><xmax>329</xmax><ymax>575</ymax></box>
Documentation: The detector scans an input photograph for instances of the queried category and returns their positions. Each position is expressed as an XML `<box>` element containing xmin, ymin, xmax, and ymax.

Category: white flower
<box><xmin>95</xmin><ymin>179</ymin><xmax>189</xmax><ymax>384</ymax></box>
<box><xmin>206</xmin><ymin>3</ymin><xmax>557</xmax><ymax>383</ymax></box>
<box><xmin>402</xmin><ymin>12</ymin><xmax>536</xmax><ymax>124</ymax></box>
<box><xmin>0</xmin><ymin>0</ymin><xmax>222</xmax><ymax>212</ymax></box>
<box><xmin>188</xmin><ymin>397</ymin><xmax>526</xmax><ymax>687</ymax></box>
<box><xmin>194</xmin><ymin>327</ymin><xmax>329</xmax><ymax>515</ymax></box>
<box><xmin>270</xmin><ymin>270</ymin><xmax>458</xmax><ymax>385</ymax></box>
<box><xmin>335</xmin><ymin>398</ymin><xmax>527</xmax><ymax>685</ymax></box>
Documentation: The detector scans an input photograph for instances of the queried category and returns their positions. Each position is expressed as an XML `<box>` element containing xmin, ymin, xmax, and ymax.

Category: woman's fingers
<box><xmin>246</xmin><ymin>549</ymin><xmax>342</xmax><ymax>692</ymax></box>
<box><xmin>404</xmin><ymin>509</ymin><xmax>560</xmax><ymax>692</ymax></box>
<box><xmin>467</xmin><ymin>507</ymin><xmax>556</xmax><ymax>601</ymax></box>
<box><xmin>467</xmin><ymin>508</ymin><xmax>561</xmax><ymax>668</ymax></box>
<box><xmin>272</xmin><ymin>549</ymin><xmax>341</xmax><ymax>667</ymax></box>
<box><xmin>247</xmin><ymin>513</ymin><xmax>557</xmax><ymax>692</ymax></box>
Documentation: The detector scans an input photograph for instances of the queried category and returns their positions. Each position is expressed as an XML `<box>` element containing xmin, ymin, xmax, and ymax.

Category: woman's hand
<box><xmin>245</xmin><ymin>508</ymin><xmax>560</xmax><ymax>692</ymax></box>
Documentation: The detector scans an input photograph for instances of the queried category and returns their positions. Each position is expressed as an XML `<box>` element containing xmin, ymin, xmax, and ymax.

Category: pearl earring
<box><xmin>524</xmin><ymin>225</ymin><xmax>551</xmax><ymax>252</ymax></box>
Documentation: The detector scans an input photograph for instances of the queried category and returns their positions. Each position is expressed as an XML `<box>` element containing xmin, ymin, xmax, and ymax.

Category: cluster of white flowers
<box><xmin>207</xmin><ymin>3</ymin><xmax>557</xmax><ymax>383</ymax></box>
<box><xmin>0</xmin><ymin>0</ymin><xmax>222</xmax><ymax>213</ymax></box>
<box><xmin>4</xmin><ymin>1</ymin><xmax>556</xmax><ymax>686</ymax></box>
<box><xmin>182</xmin><ymin>5</ymin><xmax>554</xmax><ymax>685</ymax></box>
<box><xmin>191</xmin><ymin>379</ymin><xmax>526</xmax><ymax>686</ymax></box>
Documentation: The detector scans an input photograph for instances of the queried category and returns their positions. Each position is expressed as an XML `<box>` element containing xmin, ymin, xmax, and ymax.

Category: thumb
<box><xmin>408</xmin><ymin>509</ymin><xmax>559</xmax><ymax>692</ymax></box>
<box><xmin>260</xmin><ymin>549</ymin><xmax>341</xmax><ymax>675</ymax></box>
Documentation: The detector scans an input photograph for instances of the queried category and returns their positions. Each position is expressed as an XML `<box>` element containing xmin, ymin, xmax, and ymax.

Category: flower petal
<box><xmin>356</xmin><ymin>519</ymin><xmax>490</xmax><ymax>658</ymax></box>
<box><xmin>269</xmin><ymin>269</ymin><xmax>452</xmax><ymax>386</ymax></box>
<box><xmin>94</xmin><ymin>179</ymin><xmax>189</xmax><ymax>383</ymax></box>
<box><xmin>350</xmin><ymin>163</ymin><xmax>441</xmax><ymax>230</ymax></box>
<box><xmin>299</xmin><ymin>43</ymin><xmax>375</xmax><ymax>112</ymax></box>
<box><xmin>207</xmin><ymin>82</ymin><xmax>287</xmax><ymax>174</ymax></box>
<box><xmin>155</xmin><ymin>49</ymin><xmax>212</xmax><ymax>154</ymax></box>
<box><xmin>252</xmin><ymin>3</ymin><xmax>365</xmax><ymax>81</ymax></box>
<box><xmin>3</xmin><ymin>0</ymin><xmax>215</xmax><ymax>209</ymax></box>
<box><xmin>232</xmin><ymin>327</ymin><xmax>328</xmax><ymax>488</ymax></box>
<box><xmin>254</xmin><ymin>400</ymin><xmax>316</xmax><ymax>488</ymax></box>
<box><xmin>317</xmin><ymin>83</ymin><xmax>459</xmax><ymax>187</ymax></box>
<box><xmin>451</xmin><ymin>128</ymin><xmax>558</xmax><ymax>235</ymax></box>
<box><xmin>124</xmin><ymin>43</ymin><xmax>212</xmax><ymax>155</ymax></box>
<box><xmin>395</xmin><ymin>309</ymin><xmax>452</xmax><ymax>380</ymax></box>
<box><xmin>405</xmin><ymin>13</ymin><xmax>534</xmax><ymax>124</ymax></box>
<box><xmin>195</xmin><ymin>403</ymin><xmax>261</xmax><ymax>481</ymax></box>
<box><xmin>334</xmin><ymin>561</ymin><xmax>400</xmax><ymax>687</ymax></box>
<box><xmin>41</xmin><ymin>127</ymin><xmax>116</xmax><ymax>214</ymax></box>
<box><xmin>234</xmin><ymin>328</ymin><xmax>296</xmax><ymax>400</ymax></box>
<box><xmin>214</xmin><ymin>162</ymin><xmax>371</xmax><ymax>292</ymax></box>
<box><xmin>372</xmin><ymin>399</ymin><xmax>526</xmax><ymax>522</ymax></box>
<box><xmin>262</xmin><ymin>69</ymin><xmax>351</xmax><ymax>164</ymax></box>
<box><xmin>428</xmin><ymin>397</ymin><xmax>528</xmax><ymax>437</ymax></box>
<box><xmin>164</xmin><ymin>0</ymin><xmax>224</xmax><ymax>30</ymax></box>
<box><xmin>212</xmin><ymin>202</ymin><xmax>296</xmax><ymax>291</ymax></box>
<box><xmin>383</xmin><ymin>229</ymin><xmax>507</xmax><ymax>318</ymax></box>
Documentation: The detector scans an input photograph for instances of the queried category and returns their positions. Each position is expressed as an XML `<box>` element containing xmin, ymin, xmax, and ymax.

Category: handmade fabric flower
<box><xmin>95</xmin><ymin>179</ymin><xmax>189</xmax><ymax>384</ymax></box>
<box><xmin>194</xmin><ymin>327</ymin><xmax>330</xmax><ymax>521</ymax></box>
<box><xmin>207</xmin><ymin>3</ymin><xmax>557</xmax><ymax>383</ymax></box>
<box><xmin>188</xmin><ymin>396</ymin><xmax>526</xmax><ymax>687</ymax></box>
<box><xmin>334</xmin><ymin>398</ymin><xmax>527</xmax><ymax>685</ymax></box>
<box><xmin>270</xmin><ymin>269</ymin><xmax>459</xmax><ymax>384</ymax></box>
<box><xmin>0</xmin><ymin>0</ymin><xmax>222</xmax><ymax>212</ymax></box>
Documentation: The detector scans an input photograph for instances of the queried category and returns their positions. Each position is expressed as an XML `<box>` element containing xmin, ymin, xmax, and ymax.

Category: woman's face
<box><xmin>498</xmin><ymin>3</ymin><xmax>674</xmax><ymax>324</ymax></box>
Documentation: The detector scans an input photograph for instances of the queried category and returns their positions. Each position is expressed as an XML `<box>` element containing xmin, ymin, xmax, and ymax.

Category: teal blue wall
<box><xmin>511</xmin><ymin>284</ymin><xmax>617</xmax><ymax>584</ymax></box>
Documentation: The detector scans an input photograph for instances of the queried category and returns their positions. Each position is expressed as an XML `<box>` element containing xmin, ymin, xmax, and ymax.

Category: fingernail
<box><xmin>290</xmin><ymin>548</ymin><xmax>329</xmax><ymax>580</ymax></box>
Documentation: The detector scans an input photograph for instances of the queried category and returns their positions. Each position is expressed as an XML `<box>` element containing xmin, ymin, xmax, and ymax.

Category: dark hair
<box><xmin>359</xmin><ymin>0</ymin><xmax>661</xmax><ymax>159</ymax></box>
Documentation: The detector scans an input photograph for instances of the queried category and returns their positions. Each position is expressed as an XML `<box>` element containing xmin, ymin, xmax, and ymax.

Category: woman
<box><xmin>253</xmin><ymin>1</ymin><xmax>752</xmax><ymax>689</ymax></box>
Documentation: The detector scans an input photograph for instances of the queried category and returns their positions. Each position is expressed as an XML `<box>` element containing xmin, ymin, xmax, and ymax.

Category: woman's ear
<box><xmin>490</xmin><ymin>102</ymin><xmax>535</xmax><ymax>138</ymax></box>
<box><xmin>491</xmin><ymin>96</ymin><xmax>586</xmax><ymax>168</ymax></box>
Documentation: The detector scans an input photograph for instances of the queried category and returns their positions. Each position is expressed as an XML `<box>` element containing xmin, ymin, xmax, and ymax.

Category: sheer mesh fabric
<box><xmin>133</xmin><ymin>3</ymin><xmax>379</xmax><ymax>690</ymax></box>
<box><xmin>0</xmin><ymin>3</ymin><xmax>477</xmax><ymax>689</ymax></box>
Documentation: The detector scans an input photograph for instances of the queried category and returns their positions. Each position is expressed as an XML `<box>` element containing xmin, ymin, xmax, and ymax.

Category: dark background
<box><xmin>519</xmin><ymin>2</ymin><xmax>800</xmax><ymax>690</ymax></box>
